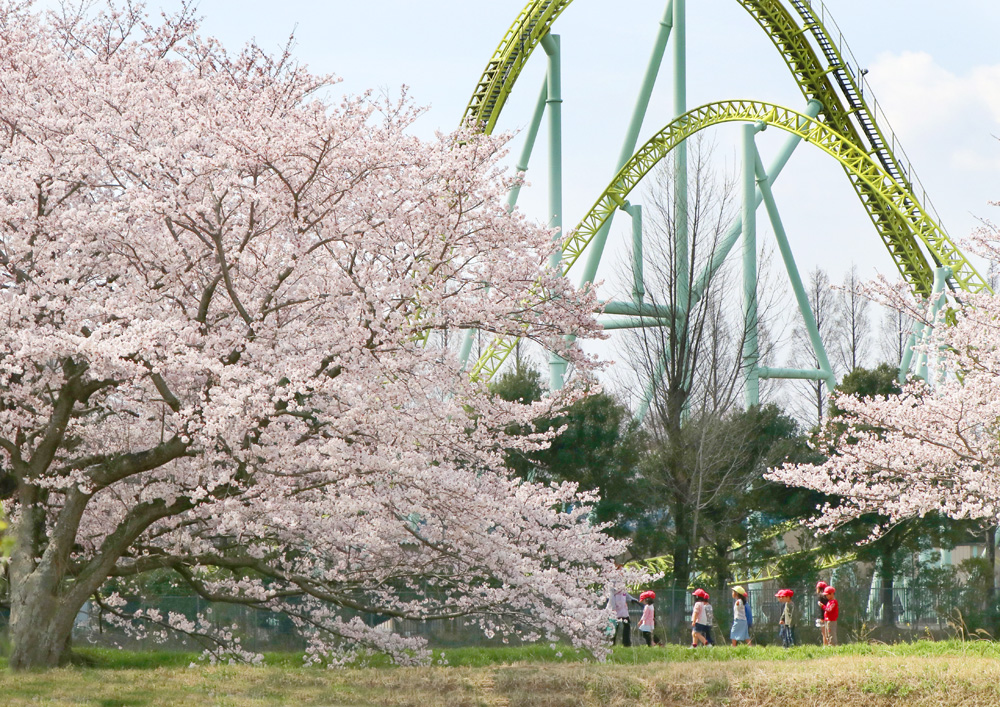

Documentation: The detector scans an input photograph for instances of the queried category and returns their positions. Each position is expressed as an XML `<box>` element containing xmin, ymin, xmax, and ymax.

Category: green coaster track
<box><xmin>463</xmin><ymin>0</ymin><xmax>987</xmax><ymax>296</ymax></box>
<box><xmin>460</xmin><ymin>0</ymin><xmax>989</xmax><ymax>583</ymax></box>
<box><xmin>463</xmin><ymin>0</ymin><xmax>988</xmax><ymax>381</ymax></box>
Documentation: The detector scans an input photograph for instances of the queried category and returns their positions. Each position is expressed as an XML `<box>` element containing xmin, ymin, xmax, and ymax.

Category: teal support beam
<box><xmin>897</xmin><ymin>326</ymin><xmax>922</xmax><ymax>383</ymax></box>
<box><xmin>624</xmin><ymin>203</ymin><xmax>645</xmax><ymax>305</ymax></box>
<box><xmin>599</xmin><ymin>315</ymin><xmax>674</xmax><ymax>330</ymax></box>
<box><xmin>579</xmin><ymin>1</ymin><xmax>673</xmax><ymax>288</ymax></box>
<box><xmin>506</xmin><ymin>80</ymin><xmax>550</xmax><ymax>212</ymax></box>
<box><xmin>603</xmin><ymin>301</ymin><xmax>674</xmax><ymax>318</ymax></box>
<box><xmin>754</xmin><ymin>149</ymin><xmax>836</xmax><ymax>392</ymax></box>
<box><xmin>758</xmin><ymin>367</ymin><xmax>832</xmax><ymax>381</ymax></box>
<box><xmin>673</xmin><ymin>0</ymin><xmax>689</xmax><ymax>312</ymax></box>
<box><xmin>541</xmin><ymin>33</ymin><xmax>567</xmax><ymax>391</ymax></box>
<box><xmin>742</xmin><ymin>124</ymin><xmax>759</xmax><ymax>407</ymax></box>
<box><xmin>691</xmin><ymin>100</ymin><xmax>823</xmax><ymax>304</ymax></box>
<box><xmin>915</xmin><ymin>266</ymin><xmax>951</xmax><ymax>381</ymax></box>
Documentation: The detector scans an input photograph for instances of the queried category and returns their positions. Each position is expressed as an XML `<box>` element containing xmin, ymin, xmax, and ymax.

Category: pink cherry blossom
<box><xmin>768</xmin><ymin>225</ymin><xmax>1000</xmax><ymax>537</ymax></box>
<box><xmin>0</xmin><ymin>3</ymin><xmax>636</xmax><ymax>669</ymax></box>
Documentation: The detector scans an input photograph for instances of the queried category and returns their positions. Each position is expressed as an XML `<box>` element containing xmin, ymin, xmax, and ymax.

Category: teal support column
<box><xmin>691</xmin><ymin>100</ymin><xmax>822</xmax><ymax>303</ymax></box>
<box><xmin>636</xmin><ymin>355</ymin><xmax>669</xmax><ymax>423</ymax></box>
<box><xmin>579</xmin><ymin>1</ymin><xmax>673</xmax><ymax>288</ymax></box>
<box><xmin>506</xmin><ymin>80</ymin><xmax>550</xmax><ymax>212</ymax></box>
<box><xmin>897</xmin><ymin>326</ymin><xmax>922</xmax><ymax>383</ymax></box>
<box><xmin>673</xmin><ymin>0</ymin><xmax>689</xmax><ymax>311</ymax></box>
<box><xmin>541</xmin><ymin>33</ymin><xmax>567</xmax><ymax>391</ymax></box>
<box><xmin>915</xmin><ymin>266</ymin><xmax>951</xmax><ymax>382</ymax></box>
<box><xmin>754</xmin><ymin>150</ymin><xmax>836</xmax><ymax>391</ymax></box>
<box><xmin>634</xmin><ymin>102</ymin><xmax>820</xmax><ymax>423</ymax></box>
<box><xmin>742</xmin><ymin>124</ymin><xmax>759</xmax><ymax>407</ymax></box>
<box><xmin>624</xmin><ymin>203</ymin><xmax>645</xmax><ymax>305</ymax></box>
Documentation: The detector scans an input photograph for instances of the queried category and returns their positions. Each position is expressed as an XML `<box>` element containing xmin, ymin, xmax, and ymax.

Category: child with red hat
<box><xmin>822</xmin><ymin>586</ymin><xmax>839</xmax><ymax>646</ymax></box>
<box><xmin>690</xmin><ymin>589</ymin><xmax>715</xmax><ymax>647</ymax></box>
<box><xmin>775</xmin><ymin>589</ymin><xmax>796</xmax><ymax>648</ymax></box>
<box><xmin>815</xmin><ymin>581</ymin><xmax>829</xmax><ymax>645</ymax></box>
<box><xmin>638</xmin><ymin>590</ymin><xmax>656</xmax><ymax>646</ymax></box>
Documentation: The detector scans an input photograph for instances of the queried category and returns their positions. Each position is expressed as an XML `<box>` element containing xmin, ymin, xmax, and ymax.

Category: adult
<box><xmin>607</xmin><ymin>585</ymin><xmax>639</xmax><ymax>647</ymax></box>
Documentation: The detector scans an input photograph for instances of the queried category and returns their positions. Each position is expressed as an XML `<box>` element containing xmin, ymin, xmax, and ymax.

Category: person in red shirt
<box><xmin>822</xmin><ymin>586</ymin><xmax>839</xmax><ymax>646</ymax></box>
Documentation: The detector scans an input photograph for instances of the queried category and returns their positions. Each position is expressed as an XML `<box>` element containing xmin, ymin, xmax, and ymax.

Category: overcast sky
<box><xmin>145</xmin><ymin>0</ymin><xmax>1000</xmax><ymax>283</ymax></box>
<box><xmin>46</xmin><ymin>0</ymin><xmax>1000</xmax><ymax>384</ymax></box>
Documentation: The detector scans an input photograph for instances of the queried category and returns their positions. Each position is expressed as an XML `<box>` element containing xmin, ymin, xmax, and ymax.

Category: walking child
<box><xmin>638</xmin><ymin>590</ymin><xmax>656</xmax><ymax>646</ymax></box>
<box><xmin>822</xmin><ymin>586</ymin><xmax>839</xmax><ymax>646</ymax></box>
<box><xmin>775</xmin><ymin>589</ymin><xmax>796</xmax><ymax>648</ymax></box>
<box><xmin>730</xmin><ymin>586</ymin><xmax>751</xmax><ymax>646</ymax></box>
<box><xmin>816</xmin><ymin>581</ymin><xmax>829</xmax><ymax>645</ymax></box>
<box><xmin>691</xmin><ymin>588</ymin><xmax>715</xmax><ymax>647</ymax></box>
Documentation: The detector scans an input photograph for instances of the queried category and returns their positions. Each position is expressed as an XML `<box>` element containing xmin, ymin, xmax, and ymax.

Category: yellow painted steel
<box><xmin>462</xmin><ymin>0</ymin><xmax>989</xmax><ymax>302</ymax></box>
<box><xmin>628</xmin><ymin>549</ymin><xmax>858</xmax><ymax>589</ymax></box>
<box><xmin>470</xmin><ymin>100</ymin><xmax>988</xmax><ymax>381</ymax></box>
<box><xmin>462</xmin><ymin>0</ymin><xmax>573</xmax><ymax>135</ymax></box>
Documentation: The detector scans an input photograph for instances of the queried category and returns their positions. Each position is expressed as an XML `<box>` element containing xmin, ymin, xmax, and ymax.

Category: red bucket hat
<box><xmin>823</xmin><ymin>586</ymin><xmax>836</xmax><ymax>595</ymax></box>
<box><xmin>692</xmin><ymin>588</ymin><xmax>709</xmax><ymax>600</ymax></box>
<box><xmin>775</xmin><ymin>589</ymin><xmax>794</xmax><ymax>598</ymax></box>
<box><xmin>816</xmin><ymin>581</ymin><xmax>828</xmax><ymax>592</ymax></box>
<box><xmin>639</xmin><ymin>590</ymin><xmax>656</xmax><ymax>602</ymax></box>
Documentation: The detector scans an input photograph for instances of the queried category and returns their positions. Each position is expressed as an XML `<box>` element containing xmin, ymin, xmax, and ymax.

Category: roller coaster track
<box><xmin>463</xmin><ymin>0</ymin><xmax>988</xmax><ymax>294</ymax></box>
<box><xmin>460</xmin><ymin>1</ymin><xmax>988</xmax><ymax>579</ymax></box>
<box><xmin>463</xmin><ymin>0</ymin><xmax>988</xmax><ymax>382</ymax></box>
<box><xmin>470</xmin><ymin>100</ymin><xmax>980</xmax><ymax>381</ymax></box>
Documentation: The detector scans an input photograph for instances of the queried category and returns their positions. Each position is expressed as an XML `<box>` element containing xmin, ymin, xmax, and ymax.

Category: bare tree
<box><xmin>879</xmin><ymin>305</ymin><xmax>912</xmax><ymax>368</ymax></box>
<box><xmin>616</xmin><ymin>138</ymin><xmax>767</xmax><ymax>630</ymax></box>
<box><xmin>787</xmin><ymin>267</ymin><xmax>837</xmax><ymax>428</ymax></box>
<box><xmin>835</xmin><ymin>265</ymin><xmax>872</xmax><ymax>373</ymax></box>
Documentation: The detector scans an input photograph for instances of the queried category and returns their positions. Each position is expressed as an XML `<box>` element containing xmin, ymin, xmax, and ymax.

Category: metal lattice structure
<box><xmin>453</xmin><ymin>0</ymin><xmax>989</xmax><ymax>585</ymax></box>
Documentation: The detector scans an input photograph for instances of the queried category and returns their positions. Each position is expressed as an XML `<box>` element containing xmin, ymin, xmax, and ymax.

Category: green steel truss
<box><xmin>470</xmin><ymin>100</ymin><xmax>986</xmax><ymax>381</ymax></box>
<box><xmin>462</xmin><ymin>0</ymin><xmax>573</xmax><ymax>135</ymax></box>
<box><xmin>463</xmin><ymin>0</ymin><xmax>989</xmax><ymax>299</ymax></box>
<box><xmin>459</xmin><ymin>0</ymin><xmax>988</xmax><ymax>583</ymax></box>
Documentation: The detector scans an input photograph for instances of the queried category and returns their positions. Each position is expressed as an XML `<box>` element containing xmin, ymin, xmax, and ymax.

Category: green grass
<box><xmin>26</xmin><ymin>638</ymin><xmax>1000</xmax><ymax>672</ymax></box>
<box><xmin>4</xmin><ymin>645</ymin><xmax>1000</xmax><ymax>706</ymax></box>
<box><xmin>3</xmin><ymin>642</ymin><xmax>1000</xmax><ymax>706</ymax></box>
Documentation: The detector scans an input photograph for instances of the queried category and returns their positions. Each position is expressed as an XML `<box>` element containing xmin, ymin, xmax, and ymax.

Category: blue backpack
<box><xmin>745</xmin><ymin>593</ymin><xmax>753</xmax><ymax>628</ymax></box>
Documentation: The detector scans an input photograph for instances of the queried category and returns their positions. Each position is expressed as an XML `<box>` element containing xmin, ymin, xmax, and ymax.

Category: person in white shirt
<box><xmin>690</xmin><ymin>588</ymin><xmax>715</xmax><ymax>647</ymax></box>
<box><xmin>607</xmin><ymin>586</ymin><xmax>639</xmax><ymax>647</ymax></box>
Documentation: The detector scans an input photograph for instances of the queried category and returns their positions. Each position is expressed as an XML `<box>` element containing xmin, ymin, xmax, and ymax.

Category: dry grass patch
<box><xmin>3</xmin><ymin>650</ymin><xmax>1000</xmax><ymax>706</ymax></box>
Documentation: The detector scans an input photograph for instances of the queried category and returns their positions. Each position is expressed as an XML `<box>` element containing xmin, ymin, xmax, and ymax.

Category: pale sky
<box><xmin>42</xmin><ymin>1</ymin><xmax>1000</xmax><ymax>385</ymax></box>
<box><xmin>150</xmin><ymin>0</ymin><xmax>1000</xmax><ymax>286</ymax></box>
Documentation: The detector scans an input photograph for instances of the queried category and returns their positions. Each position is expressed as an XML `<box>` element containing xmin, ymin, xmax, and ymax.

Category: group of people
<box><xmin>608</xmin><ymin>580</ymin><xmax>840</xmax><ymax>648</ymax></box>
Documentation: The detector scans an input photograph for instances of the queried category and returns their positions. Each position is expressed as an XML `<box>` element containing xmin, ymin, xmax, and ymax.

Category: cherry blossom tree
<box><xmin>0</xmin><ymin>3</ymin><xmax>637</xmax><ymax>669</ymax></box>
<box><xmin>767</xmin><ymin>231</ymin><xmax>1000</xmax><ymax>539</ymax></box>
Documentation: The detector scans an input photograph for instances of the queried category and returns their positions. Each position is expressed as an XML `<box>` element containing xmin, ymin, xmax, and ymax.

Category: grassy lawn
<box><xmin>3</xmin><ymin>642</ymin><xmax>1000</xmax><ymax>706</ymax></box>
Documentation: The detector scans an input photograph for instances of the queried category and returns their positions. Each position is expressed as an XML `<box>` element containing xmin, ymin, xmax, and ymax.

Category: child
<box><xmin>776</xmin><ymin>589</ymin><xmax>796</xmax><ymax>648</ymax></box>
<box><xmin>730</xmin><ymin>586</ymin><xmax>751</xmax><ymax>646</ymax></box>
<box><xmin>815</xmin><ymin>581</ymin><xmax>829</xmax><ymax>645</ymax></box>
<box><xmin>691</xmin><ymin>588</ymin><xmax>715</xmax><ymax>647</ymax></box>
<box><xmin>638</xmin><ymin>590</ymin><xmax>656</xmax><ymax>646</ymax></box>
<box><xmin>822</xmin><ymin>586</ymin><xmax>839</xmax><ymax>646</ymax></box>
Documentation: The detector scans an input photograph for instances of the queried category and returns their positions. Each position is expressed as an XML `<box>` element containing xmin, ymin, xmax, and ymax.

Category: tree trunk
<box><xmin>986</xmin><ymin>526</ymin><xmax>996</xmax><ymax>609</ymax></box>
<box><xmin>879</xmin><ymin>550</ymin><xmax>895</xmax><ymax>627</ymax></box>
<box><xmin>670</xmin><ymin>500</ymin><xmax>691</xmax><ymax>640</ymax></box>
<box><xmin>9</xmin><ymin>572</ymin><xmax>79</xmax><ymax>669</ymax></box>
